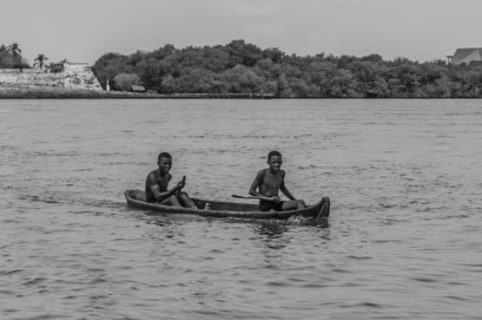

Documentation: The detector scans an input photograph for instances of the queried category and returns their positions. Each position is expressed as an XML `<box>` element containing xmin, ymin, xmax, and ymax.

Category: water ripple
<box><xmin>2</xmin><ymin>99</ymin><xmax>482</xmax><ymax>320</ymax></box>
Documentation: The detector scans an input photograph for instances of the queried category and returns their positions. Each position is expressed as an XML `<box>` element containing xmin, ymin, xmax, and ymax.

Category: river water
<box><xmin>1</xmin><ymin>99</ymin><xmax>481</xmax><ymax>320</ymax></box>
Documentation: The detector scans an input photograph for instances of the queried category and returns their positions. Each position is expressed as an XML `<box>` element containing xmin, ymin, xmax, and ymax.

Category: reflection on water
<box><xmin>254</xmin><ymin>221</ymin><xmax>290</xmax><ymax>250</ymax></box>
<box><xmin>1</xmin><ymin>99</ymin><xmax>482</xmax><ymax>319</ymax></box>
<box><xmin>255</xmin><ymin>221</ymin><xmax>289</xmax><ymax>237</ymax></box>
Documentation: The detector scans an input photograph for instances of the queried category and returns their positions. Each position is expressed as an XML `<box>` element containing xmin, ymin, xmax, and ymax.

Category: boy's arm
<box><xmin>248</xmin><ymin>170</ymin><xmax>263</xmax><ymax>197</ymax></box>
<box><xmin>248</xmin><ymin>170</ymin><xmax>270</xmax><ymax>200</ymax></box>
<box><xmin>279</xmin><ymin>172</ymin><xmax>296</xmax><ymax>201</ymax></box>
<box><xmin>147</xmin><ymin>174</ymin><xmax>182</xmax><ymax>202</ymax></box>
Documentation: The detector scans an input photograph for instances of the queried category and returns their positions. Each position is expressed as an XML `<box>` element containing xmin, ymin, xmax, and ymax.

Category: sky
<box><xmin>1</xmin><ymin>0</ymin><xmax>482</xmax><ymax>65</ymax></box>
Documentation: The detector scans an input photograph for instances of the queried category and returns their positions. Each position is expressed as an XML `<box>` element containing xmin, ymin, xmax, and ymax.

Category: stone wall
<box><xmin>0</xmin><ymin>63</ymin><xmax>103</xmax><ymax>91</ymax></box>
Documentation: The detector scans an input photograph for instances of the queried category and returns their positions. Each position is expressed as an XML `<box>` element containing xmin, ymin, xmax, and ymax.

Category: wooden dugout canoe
<box><xmin>124</xmin><ymin>190</ymin><xmax>330</xmax><ymax>221</ymax></box>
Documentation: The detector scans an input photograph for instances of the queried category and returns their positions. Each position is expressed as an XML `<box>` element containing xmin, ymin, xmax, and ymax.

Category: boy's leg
<box><xmin>169</xmin><ymin>195</ymin><xmax>182</xmax><ymax>207</ymax></box>
<box><xmin>282</xmin><ymin>199</ymin><xmax>305</xmax><ymax>211</ymax></box>
<box><xmin>259</xmin><ymin>200</ymin><xmax>279</xmax><ymax>212</ymax></box>
<box><xmin>297</xmin><ymin>199</ymin><xmax>306</xmax><ymax>210</ymax></box>
<box><xmin>178</xmin><ymin>192</ymin><xmax>197</xmax><ymax>209</ymax></box>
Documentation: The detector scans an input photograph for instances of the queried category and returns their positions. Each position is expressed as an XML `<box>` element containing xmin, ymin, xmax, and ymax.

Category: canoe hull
<box><xmin>124</xmin><ymin>190</ymin><xmax>330</xmax><ymax>221</ymax></box>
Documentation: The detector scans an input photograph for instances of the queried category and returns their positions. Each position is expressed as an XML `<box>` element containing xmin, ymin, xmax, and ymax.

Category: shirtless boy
<box><xmin>249</xmin><ymin>150</ymin><xmax>305</xmax><ymax>211</ymax></box>
<box><xmin>145</xmin><ymin>152</ymin><xmax>197</xmax><ymax>208</ymax></box>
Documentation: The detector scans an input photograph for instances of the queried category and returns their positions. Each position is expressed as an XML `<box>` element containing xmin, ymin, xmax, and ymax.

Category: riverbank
<box><xmin>0</xmin><ymin>89</ymin><xmax>275</xmax><ymax>99</ymax></box>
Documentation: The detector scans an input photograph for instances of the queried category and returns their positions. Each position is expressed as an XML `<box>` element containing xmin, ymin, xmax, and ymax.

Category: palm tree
<box><xmin>7</xmin><ymin>42</ymin><xmax>21</xmax><ymax>58</ymax></box>
<box><xmin>7</xmin><ymin>42</ymin><xmax>23</xmax><ymax>71</ymax></box>
<box><xmin>33</xmin><ymin>53</ymin><xmax>49</xmax><ymax>70</ymax></box>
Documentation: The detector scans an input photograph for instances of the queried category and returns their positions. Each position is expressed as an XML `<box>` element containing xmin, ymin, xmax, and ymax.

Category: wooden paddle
<box><xmin>231</xmin><ymin>194</ymin><xmax>277</xmax><ymax>202</ymax></box>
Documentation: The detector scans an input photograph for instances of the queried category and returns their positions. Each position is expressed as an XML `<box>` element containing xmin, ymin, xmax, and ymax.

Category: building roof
<box><xmin>451</xmin><ymin>48</ymin><xmax>482</xmax><ymax>65</ymax></box>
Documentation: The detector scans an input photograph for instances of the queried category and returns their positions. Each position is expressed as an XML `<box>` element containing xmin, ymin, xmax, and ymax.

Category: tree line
<box><xmin>1</xmin><ymin>42</ymin><xmax>58</xmax><ymax>73</ymax></box>
<box><xmin>91</xmin><ymin>40</ymin><xmax>482</xmax><ymax>98</ymax></box>
<box><xmin>0</xmin><ymin>43</ymin><xmax>30</xmax><ymax>70</ymax></box>
<box><xmin>3</xmin><ymin>41</ymin><xmax>482</xmax><ymax>98</ymax></box>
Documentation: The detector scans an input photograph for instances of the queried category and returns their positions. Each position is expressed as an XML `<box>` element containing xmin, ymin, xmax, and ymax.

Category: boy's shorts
<box><xmin>259</xmin><ymin>200</ymin><xmax>284</xmax><ymax>212</ymax></box>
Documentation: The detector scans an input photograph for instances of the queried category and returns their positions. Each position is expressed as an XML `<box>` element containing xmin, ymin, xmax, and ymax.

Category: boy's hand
<box><xmin>269</xmin><ymin>195</ymin><xmax>280</xmax><ymax>203</ymax></box>
<box><xmin>175</xmin><ymin>180</ymin><xmax>185</xmax><ymax>190</ymax></box>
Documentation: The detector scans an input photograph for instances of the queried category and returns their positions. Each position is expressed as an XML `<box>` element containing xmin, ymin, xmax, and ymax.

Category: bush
<box><xmin>113</xmin><ymin>73</ymin><xmax>141</xmax><ymax>91</ymax></box>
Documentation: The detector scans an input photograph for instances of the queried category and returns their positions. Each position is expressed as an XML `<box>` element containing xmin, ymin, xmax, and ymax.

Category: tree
<box><xmin>175</xmin><ymin>68</ymin><xmax>219</xmax><ymax>93</ymax></box>
<box><xmin>0</xmin><ymin>55</ymin><xmax>15</xmax><ymax>68</ymax></box>
<box><xmin>7</xmin><ymin>42</ymin><xmax>21</xmax><ymax>57</ymax></box>
<box><xmin>49</xmin><ymin>59</ymin><xmax>67</xmax><ymax>73</ymax></box>
<box><xmin>92</xmin><ymin>52</ymin><xmax>131</xmax><ymax>88</ymax></box>
<box><xmin>155</xmin><ymin>44</ymin><xmax>176</xmax><ymax>60</ymax></box>
<box><xmin>7</xmin><ymin>42</ymin><xmax>23</xmax><ymax>71</ymax></box>
<box><xmin>262</xmin><ymin>47</ymin><xmax>285</xmax><ymax>63</ymax></box>
<box><xmin>33</xmin><ymin>53</ymin><xmax>49</xmax><ymax>70</ymax></box>
<box><xmin>219</xmin><ymin>65</ymin><xmax>264</xmax><ymax>93</ymax></box>
<box><xmin>159</xmin><ymin>75</ymin><xmax>176</xmax><ymax>93</ymax></box>
<box><xmin>87</xmin><ymin>39</ymin><xmax>482</xmax><ymax>98</ymax></box>
<box><xmin>113</xmin><ymin>73</ymin><xmax>141</xmax><ymax>91</ymax></box>
<box><xmin>361</xmin><ymin>54</ymin><xmax>383</xmax><ymax>63</ymax></box>
<box><xmin>135</xmin><ymin>58</ymin><xmax>162</xmax><ymax>89</ymax></box>
<box><xmin>226</xmin><ymin>40</ymin><xmax>263</xmax><ymax>67</ymax></box>
<box><xmin>202</xmin><ymin>46</ymin><xmax>230</xmax><ymax>72</ymax></box>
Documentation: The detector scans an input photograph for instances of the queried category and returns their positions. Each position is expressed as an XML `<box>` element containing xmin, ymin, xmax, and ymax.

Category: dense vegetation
<box><xmin>91</xmin><ymin>40</ymin><xmax>482</xmax><ymax>98</ymax></box>
<box><xmin>0</xmin><ymin>43</ymin><xmax>30</xmax><ymax>70</ymax></box>
<box><xmin>3</xmin><ymin>41</ymin><xmax>482</xmax><ymax>98</ymax></box>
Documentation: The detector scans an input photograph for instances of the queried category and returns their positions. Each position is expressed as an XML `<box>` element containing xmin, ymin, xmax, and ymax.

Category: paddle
<box><xmin>231</xmin><ymin>194</ymin><xmax>277</xmax><ymax>202</ymax></box>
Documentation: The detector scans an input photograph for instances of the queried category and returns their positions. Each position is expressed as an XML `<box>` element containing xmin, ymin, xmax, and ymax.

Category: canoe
<box><xmin>124</xmin><ymin>189</ymin><xmax>330</xmax><ymax>221</ymax></box>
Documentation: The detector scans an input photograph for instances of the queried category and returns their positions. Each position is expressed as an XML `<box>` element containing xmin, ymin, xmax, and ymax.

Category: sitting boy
<box><xmin>145</xmin><ymin>152</ymin><xmax>197</xmax><ymax>208</ymax></box>
<box><xmin>249</xmin><ymin>150</ymin><xmax>305</xmax><ymax>211</ymax></box>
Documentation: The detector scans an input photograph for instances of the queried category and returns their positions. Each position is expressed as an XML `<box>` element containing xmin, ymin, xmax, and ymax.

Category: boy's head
<box><xmin>267</xmin><ymin>150</ymin><xmax>282</xmax><ymax>162</ymax></box>
<box><xmin>157</xmin><ymin>152</ymin><xmax>172</xmax><ymax>174</ymax></box>
<box><xmin>267</xmin><ymin>150</ymin><xmax>283</xmax><ymax>172</ymax></box>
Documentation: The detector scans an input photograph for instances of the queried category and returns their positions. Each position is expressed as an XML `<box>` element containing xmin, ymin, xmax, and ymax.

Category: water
<box><xmin>1</xmin><ymin>99</ymin><xmax>482</xmax><ymax>320</ymax></box>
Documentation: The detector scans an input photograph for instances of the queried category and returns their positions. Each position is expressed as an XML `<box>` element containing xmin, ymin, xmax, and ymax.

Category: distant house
<box><xmin>49</xmin><ymin>62</ymin><xmax>65</xmax><ymax>73</ymax></box>
<box><xmin>129</xmin><ymin>85</ymin><xmax>146</xmax><ymax>93</ymax></box>
<box><xmin>450</xmin><ymin>48</ymin><xmax>482</xmax><ymax>65</ymax></box>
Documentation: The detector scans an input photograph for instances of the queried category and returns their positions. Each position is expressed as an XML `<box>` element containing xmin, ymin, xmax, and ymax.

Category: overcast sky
<box><xmin>2</xmin><ymin>0</ymin><xmax>481</xmax><ymax>65</ymax></box>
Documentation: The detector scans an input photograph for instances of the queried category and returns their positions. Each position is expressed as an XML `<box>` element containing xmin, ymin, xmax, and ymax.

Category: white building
<box><xmin>450</xmin><ymin>48</ymin><xmax>482</xmax><ymax>65</ymax></box>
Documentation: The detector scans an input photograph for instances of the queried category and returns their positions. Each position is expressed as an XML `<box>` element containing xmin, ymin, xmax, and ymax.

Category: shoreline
<box><xmin>0</xmin><ymin>89</ymin><xmax>479</xmax><ymax>99</ymax></box>
<box><xmin>0</xmin><ymin>89</ymin><xmax>276</xmax><ymax>99</ymax></box>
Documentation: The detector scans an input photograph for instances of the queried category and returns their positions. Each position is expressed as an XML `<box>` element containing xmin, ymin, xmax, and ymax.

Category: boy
<box><xmin>145</xmin><ymin>152</ymin><xmax>197</xmax><ymax>208</ymax></box>
<box><xmin>249</xmin><ymin>150</ymin><xmax>305</xmax><ymax>211</ymax></box>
